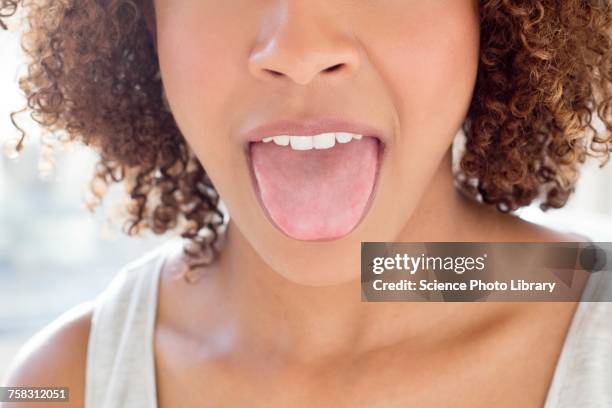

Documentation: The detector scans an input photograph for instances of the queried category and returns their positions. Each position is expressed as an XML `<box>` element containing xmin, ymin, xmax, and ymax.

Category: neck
<box><xmin>216</xmin><ymin>149</ymin><xmax>517</xmax><ymax>364</ymax></box>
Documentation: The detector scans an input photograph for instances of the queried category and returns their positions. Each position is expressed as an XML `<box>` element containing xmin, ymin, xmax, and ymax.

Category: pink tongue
<box><xmin>250</xmin><ymin>138</ymin><xmax>378</xmax><ymax>240</ymax></box>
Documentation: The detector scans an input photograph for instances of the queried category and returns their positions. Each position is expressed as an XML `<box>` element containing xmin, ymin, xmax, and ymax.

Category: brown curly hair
<box><xmin>1</xmin><ymin>0</ymin><xmax>611</xmax><ymax>280</ymax></box>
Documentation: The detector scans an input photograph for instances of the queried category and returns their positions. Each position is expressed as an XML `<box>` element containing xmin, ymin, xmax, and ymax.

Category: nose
<box><xmin>248</xmin><ymin>2</ymin><xmax>361</xmax><ymax>86</ymax></box>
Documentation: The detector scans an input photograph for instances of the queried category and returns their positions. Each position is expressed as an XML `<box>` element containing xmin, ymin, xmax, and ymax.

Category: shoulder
<box><xmin>493</xmin><ymin>212</ymin><xmax>591</xmax><ymax>243</ymax></box>
<box><xmin>0</xmin><ymin>301</ymin><xmax>93</xmax><ymax>408</ymax></box>
<box><xmin>0</xmin><ymin>240</ymin><xmax>174</xmax><ymax>408</ymax></box>
<box><xmin>520</xmin><ymin>220</ymin><xmax>590</xmax><ymax>242</ymax></box>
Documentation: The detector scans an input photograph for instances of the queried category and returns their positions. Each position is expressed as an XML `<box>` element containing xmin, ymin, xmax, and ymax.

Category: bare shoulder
<box><xmin>0</xmin><ymin>301</ymin><xmax>94</xmax><ymax>408</ymax></box>
<box><xmin>515</xmin><ymin>217</ymin><xmax>589</xmax><ymax>242</ymax></box>
<box><xmin>492</xmin><ymin>212</ymin><xmax>591</xmax><ymax>243</ymax></box>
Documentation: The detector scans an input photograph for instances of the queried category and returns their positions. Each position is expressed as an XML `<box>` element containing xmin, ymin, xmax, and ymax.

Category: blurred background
<box><xmin>0</xmin><ymin>27</ymin><xmax>169</xmax><ymax>379</ymax></box>
<box><xmin>1</xmin><ymin>21</ymin><xmax>611</xmax><ymax>379</ymax></box>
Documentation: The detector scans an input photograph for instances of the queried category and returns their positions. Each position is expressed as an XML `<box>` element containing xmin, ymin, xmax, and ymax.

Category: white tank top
<box><xmin>84</xmin><ymin>239</ymin><xmax>612</xmax><ymax>408</ymax></box>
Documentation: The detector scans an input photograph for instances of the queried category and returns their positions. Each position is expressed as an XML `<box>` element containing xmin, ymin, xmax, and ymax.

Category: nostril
<box><xmin>323</xmin><ymin>63</ymin><xmax>344</xmax><ymax>73</ymax></box>
<box><xmin>266</xmin><ymin>69</ymin><xmax>284</xmax><ymax>77</ymax></box>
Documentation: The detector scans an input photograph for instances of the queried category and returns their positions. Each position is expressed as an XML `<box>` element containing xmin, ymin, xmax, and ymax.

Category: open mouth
<box><xmin>245</xmin><ymin>132</ymin><xmax>385</xmax><ymax>241</ymax></box>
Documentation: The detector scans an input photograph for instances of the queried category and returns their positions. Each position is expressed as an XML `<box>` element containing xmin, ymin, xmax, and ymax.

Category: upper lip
<box><xmin>242</xmin><ymin>117</ymin><xmax>386</xmax><ymax>144</ymax></box>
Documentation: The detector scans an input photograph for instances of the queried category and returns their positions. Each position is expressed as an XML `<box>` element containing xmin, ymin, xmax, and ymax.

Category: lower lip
<box><xmin>244</xmin><ymin>137</ymin><xmax>386</xmax><ymax>241</ymax></box>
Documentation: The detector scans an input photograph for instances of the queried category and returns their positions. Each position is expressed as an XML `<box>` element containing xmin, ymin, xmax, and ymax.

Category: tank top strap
<box><xmin>84</xmin><ymin>239</ymin><xmax>173</xmax><ymax>408</ymax></box>
<box><xmin>544</xmin><ymin>268</ymin><xmax>612</xmax><ymax>407</ymax></box>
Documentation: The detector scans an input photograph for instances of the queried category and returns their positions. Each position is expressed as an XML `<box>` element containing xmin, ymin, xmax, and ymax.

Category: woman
<box><xmin>1</xmin><ymin>0</ymin><xmax>611</xmax><ymax>406</ymax></box>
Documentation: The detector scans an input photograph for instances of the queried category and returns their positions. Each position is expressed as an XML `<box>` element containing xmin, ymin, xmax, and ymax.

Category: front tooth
<box><xmin>289</xmin><ymin>136</ymin><xmax>313</xmax><ymax>150</ymax></box>
<box><xmin>335</xmin><ymin>132</ymin><xmax>354</xmax><ymax>143</ymax></box>
<box><xmin>313</xmin><ymin>133</ymin><xmax>336</xmax><ymax>149</ymax></box>
<box><xmin>272</xmin><ymin>135</ymin><xmax>290</xmax><ymax>146</ymax></box>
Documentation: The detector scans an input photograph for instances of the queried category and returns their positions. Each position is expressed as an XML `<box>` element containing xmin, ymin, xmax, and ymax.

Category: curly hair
<box><xmin>1</xmin><ymin>0</ymin><xmax>611</xmax><ymax>280</ymax></box>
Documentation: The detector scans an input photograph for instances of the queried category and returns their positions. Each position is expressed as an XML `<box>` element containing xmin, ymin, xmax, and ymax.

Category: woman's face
<box><xmin>152</xmin><ymin>0</ymin><xmax>480</xmax><ymax>285</ymax></box>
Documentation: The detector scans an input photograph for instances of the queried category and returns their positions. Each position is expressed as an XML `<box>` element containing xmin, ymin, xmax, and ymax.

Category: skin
<box><xmin>154</xmin><ymin>0</ymin><xmax>482</xmax><ymax>286</ymax></box>
<box><xmin>2</xmin><ymin>0</ymin><xmax>590</xmax><ymax>407</ymax></box>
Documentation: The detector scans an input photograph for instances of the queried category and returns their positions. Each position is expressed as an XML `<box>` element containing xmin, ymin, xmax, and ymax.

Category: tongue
<box><xmin>250</xmin><ymin>138</ymin><xmax>378</xmax><ymax>241</ymax></box>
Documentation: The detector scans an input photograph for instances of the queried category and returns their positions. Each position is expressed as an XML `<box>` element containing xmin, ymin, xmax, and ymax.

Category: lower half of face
<box><xmin>156</xmin><ymin>0</ymin><xmax>480</xmax><ymax>285</ymax></box>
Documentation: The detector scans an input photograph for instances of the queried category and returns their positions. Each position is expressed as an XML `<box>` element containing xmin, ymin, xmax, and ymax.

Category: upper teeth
<box><xmin>260</xmin><ymin>133</ymin><xmax>363</xmax><ymax>150</ymax></box>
